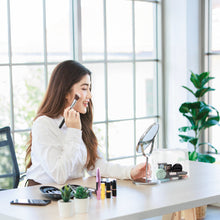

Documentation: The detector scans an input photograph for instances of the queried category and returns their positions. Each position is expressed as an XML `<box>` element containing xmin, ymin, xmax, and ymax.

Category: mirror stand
<box><xmin>133</xmin><ymin>138</ymin><xmax>160</xmax><ymax>185</ymax></box>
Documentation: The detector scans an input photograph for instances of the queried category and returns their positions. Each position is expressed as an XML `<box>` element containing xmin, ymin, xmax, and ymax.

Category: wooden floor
<box><xmin>145</xmin><ymin>205</ymin><xmax>220</xmax><ymax>220</ymax></box>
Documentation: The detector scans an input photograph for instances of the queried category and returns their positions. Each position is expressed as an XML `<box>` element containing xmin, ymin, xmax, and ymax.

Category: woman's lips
<box><xmin>83</xmin><ymin>102</ymin><xmax>89</xmax><ymax>107</ymax></box>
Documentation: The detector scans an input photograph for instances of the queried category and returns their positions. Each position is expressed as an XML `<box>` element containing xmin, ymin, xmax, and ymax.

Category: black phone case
<box><xmin>10</xmin><ymin>199</ymin><xmax>51</xmax><ymax>206</ymax></box>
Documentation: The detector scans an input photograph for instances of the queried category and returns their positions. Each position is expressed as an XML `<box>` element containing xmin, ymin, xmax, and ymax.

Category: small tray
<box><xmin>40</xmin><ymin>186</ymin><xmax>64</xmax><ymax>200</ymax></box>
<box><xmin>40</xmin><ymin>184</ymin><xmax>95</xmax><ymax>200</ymax></box>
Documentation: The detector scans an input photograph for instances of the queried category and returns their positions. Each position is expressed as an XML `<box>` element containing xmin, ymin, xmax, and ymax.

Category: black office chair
<box><xmin>0</xmin><ymin>126</ymin><xmax>20</xmax><ymax>190</ymax></box>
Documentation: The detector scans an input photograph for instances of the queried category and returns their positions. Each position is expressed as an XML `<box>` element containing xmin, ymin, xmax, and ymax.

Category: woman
<box><xmin>25</xmin><ymin>60</ymin><xmax>149</xmax><ymax>185</ymax></box>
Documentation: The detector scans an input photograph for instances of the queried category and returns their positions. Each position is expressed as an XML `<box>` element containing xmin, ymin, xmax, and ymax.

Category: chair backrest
<box><xmin>0</xmin><ymin>126</ymin><xmax>20</xmax><ymax>189</ymax></box>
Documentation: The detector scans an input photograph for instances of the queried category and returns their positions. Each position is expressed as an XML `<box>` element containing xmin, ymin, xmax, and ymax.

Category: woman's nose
<box><xmin>87</xmin><ymin>90</ymin><xmax>92</xmax><ymax>99</ymax></box>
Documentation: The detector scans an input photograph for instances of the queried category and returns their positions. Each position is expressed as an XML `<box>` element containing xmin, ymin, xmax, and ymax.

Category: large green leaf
<box><xmin>189</xmin><ymin>138</ymin><xmax>198</xmax><ymax>146</ymax></box>
<box><xmin>183</xmin><ymin>114</ymin><xmax>196</xmax><ymax>127</ymax></box>
<box><xmin>179</xmin><ymin>103</ymin><xmax>190</xmax><ymax>113</ymax></box>
<box><xmin>195</xmin><ymin>87</ymin><xmax>215</xmax><ymax>98</ymax></box>
<box><xmin>178</xmin><ymin>126</ymin><xmax>193</xmax><ymax>132</ymax></box>
<box><xmin>201</xmin><ymin>76</ymin><xmax>215</xmax><ymax>87</ymax></box>
<box><xmin>197</xmin><ymin>154</ymin><xmax>216</xmax><ymax>163</ymax></box>
<box><xmin>182</xmin><ymin>86</ymin><xmax>195</xmax><ymax>96</ymax></box>
<box><xmin>198</xmin><ymin>72</ymin><xmax>210</xmax><ymax>81</ymax></box>
<box><xmin>188</xmin><ymin>151</ymin><xmax>198</xmax><ymax>161</ymax></box>
<box><xmin>195</xmin><ymin>106</ymin><xmax>210</xmax><ymax>120</ymax></box>
<box><xmin>179</xmin><ymin>135</ymin><xmax>194</xmax><ymax>142</ymax></box>
<box><xmin>201</xmin><ymin>118</ymin><xmax>219</xmax><ymax>129</ymax></box>
<box><xmin>190</xmin><ymin>72</ymin><xmax>200</xmax><ymax>88</ymax></box>
<box><xmin>198</xmin><ymin>142</ymin><xmax>218</xmax><ymax>154</ymax></box>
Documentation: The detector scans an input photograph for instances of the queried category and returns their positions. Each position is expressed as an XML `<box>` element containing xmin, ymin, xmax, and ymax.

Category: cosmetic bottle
<box><xmin>112</xmin><ymin>179</ymin><xmax>117</xmax><ymax>197</ymax></box>
<box><xmin>101</xmin><ymin>183</ymin><xmax>105</xmax><ymax>200</ymax></box>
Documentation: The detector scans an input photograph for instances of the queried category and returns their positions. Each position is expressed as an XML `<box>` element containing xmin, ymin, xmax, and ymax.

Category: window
<box><xmin>205</xmin><ymin>0</ymin><xmax>220</xmax><ymax>153</ymax></box>
<box><xmin>79</xmin><ymin>0</ymin><xmax>162</xmax><ymax>165</ymax></box>
<box><xmin>0</xmin><ymin>0</ymin><xmax>162</xmax><ymax>172</ymax></box>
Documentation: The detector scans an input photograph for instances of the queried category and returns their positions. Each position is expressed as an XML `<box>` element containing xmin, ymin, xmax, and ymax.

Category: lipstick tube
<box><xmin>112</xmin><ymin>179</ymin><xmax>117</xmax><ymax>197</ymax></box>
<box><xmin>106</xmin><ymin>181</ymin><xmax>111</xmax><ymax>199</ymax></box>
<box><xmin>96</xmin><ymin>168</ymin><xmax>101</xmax><ymax>200</ymax></box>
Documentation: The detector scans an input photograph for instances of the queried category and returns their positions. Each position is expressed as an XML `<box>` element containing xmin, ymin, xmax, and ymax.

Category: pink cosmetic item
<box><xmin>96</xmin><ymin>167</ymin><xmax>101</xmax><ymax>200</ymax></box>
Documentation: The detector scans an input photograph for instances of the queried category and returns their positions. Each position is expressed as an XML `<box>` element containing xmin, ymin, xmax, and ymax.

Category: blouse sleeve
<box><xmin>31</xmin><ymin>117</ymin><xmax>87</xmax><ymax>184</ymax></box>
<box><xmin>87</xmin><ymin>149</ymin><xmax>134</xmax><ymax>179</ymax></box>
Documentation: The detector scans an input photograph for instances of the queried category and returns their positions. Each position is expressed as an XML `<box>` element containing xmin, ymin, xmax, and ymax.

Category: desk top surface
<box><xmin>1</xmin><ymin>161</ymin><xmax>220</xmax><ymax>220</ymax></box>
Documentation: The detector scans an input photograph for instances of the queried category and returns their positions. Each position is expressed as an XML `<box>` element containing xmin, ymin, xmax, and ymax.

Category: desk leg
<box><xmin>182</xmin><ymin>208</ymin><xmax>196</xmax><ymax>220</ymax></box>
<box><xmin>162</xmin><ymin>208</ymin><xmax>196</xmax><ymax>220</ymax></box>
<box><xmin>162</xmin><ymin>211</ymin><xmax>181</xmax><ymax>220</ymax></box>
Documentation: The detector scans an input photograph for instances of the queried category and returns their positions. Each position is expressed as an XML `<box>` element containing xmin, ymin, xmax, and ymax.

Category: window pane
<box><xmin>136</xmin><ymin>62</ymin><xmax>157</xmax><ymax>117</ymax></box>
<box><xmin>136</xmin><ymin>156</ymin><xmax>146</xmax><ymax>164</ymax></box>
<box><xmin>0</xmin><ymin>67</ymin><xmax>10</xmax><ymax>127</ymax></box>
<box><xmin>10</xmin><ymin>0</ymin><xmax>44</xmax><ymax>63</ymax></box>
<box><xmin>211</xmin><ymin>0</ymin><xmax>220</xmax><ymax>51</ymax></box>
<box><xmin>210</xmin><ymin>56</ymin><xmax>220</xmax><ymax>151</ymax></box>
<box><xmin>93</xmin><ymin>123</ymin><xmax>106</xmax><ymax>157</ymax></box>
<box><xmin>47</xmin><ymin>64</ymin><xmax>57</xmax><ymax>84</ymax></box>
<box><xmin>86</xmin><ymin>63</ymin><xmax>105</xmax><ymax>122</ymax></box>
<box><xmin>14</xmin><ymin>131</ymin><xmax>30</xmax><ymax>172</ymax></box>
<box><xmin>108</xmin><ymin>63</ymin><xmax>133</xmax><ymax>120</ymax></box>
<box><xmin>81</xmin><ymin>0</ymin><xmax>104</xmax><ymax>61</ymax></box>
<box><xmin>111</xmin><ymin>158</ymin><xmax>134</xmax><ymax>166</ymax></box>
<box><xmin>106</xmin><ymin>0</ymin><xmax>132</xmax><ymax>60</ymax></box>
<box><xmin>0</xmin><ymin>0</ymin><xmax>8</xmax><ymax>63</ymax></box>
<box><xmin>46</xmin><ymin>0</ymin><xmax>73</xmax><ymax>62</ymax></box>
<box><xmin>12</xmin><ymin>66</ymin><xmax>44</xmax><ymax>130</ymax></box>
<box><xmin>109</xmin><ymin>121</ymin><xmax>134</xmax><ymax>158</ymax></box>
<box><xmin>135</xmin><ymin>2</ymin><xmax>155</xmax><ymax>59</ymax></box>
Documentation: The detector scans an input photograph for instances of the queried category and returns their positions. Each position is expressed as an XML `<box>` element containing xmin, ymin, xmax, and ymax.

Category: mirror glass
<box><xmin>134</xmin><ymin>122</ymin><xmax>159</xmax><ymax>185</ymax></box>
<box><xmin>136</xmin><ymin>122</ymin><xmax>159</xmax><ymax>155</ymax></box>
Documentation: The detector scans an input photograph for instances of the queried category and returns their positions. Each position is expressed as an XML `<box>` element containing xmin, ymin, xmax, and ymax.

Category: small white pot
<box><xmin>74</xmin><ymin>197</ymin><xmax>90</xmax><ymax>214</ymax></box>
<box><xmin>58</xmin><ymin>199</ymin><xmax>74</xmax><ymax>218</ymax></box>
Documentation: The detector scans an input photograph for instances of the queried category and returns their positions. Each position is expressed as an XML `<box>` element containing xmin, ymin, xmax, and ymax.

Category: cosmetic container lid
<box><xmin>106</xmin><ymin>181</ymin><xmax>111</xmax><ymax>190</ymax></box>
<box><xmin>112</xmin><ymin>180</ymin><xmax>117</xmax><ymax>189</ymax></box>
<box><xmin>101</xmin><ymin>178</ymin><xmax>114</xmax><ymax>185</ymax></box>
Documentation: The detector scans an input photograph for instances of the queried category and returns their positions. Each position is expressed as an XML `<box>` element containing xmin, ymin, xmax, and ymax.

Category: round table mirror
<box><xmin>133</xmin><ymin>122</ymin><xmax>159</xmax><ymax>185</ymax></box>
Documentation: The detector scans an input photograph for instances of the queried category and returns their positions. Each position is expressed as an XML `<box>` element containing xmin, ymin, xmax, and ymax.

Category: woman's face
<box><xmin>65</xmin><ymin>74</ymin><xmax>92</xmax><ymax>114</ymax></box>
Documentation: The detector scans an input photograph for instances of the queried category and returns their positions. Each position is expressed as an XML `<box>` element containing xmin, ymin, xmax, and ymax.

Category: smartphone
<box><xmin>10</xmin><ymin>199</ymin><xmax>51</xmax><ymax>206</ymax></box>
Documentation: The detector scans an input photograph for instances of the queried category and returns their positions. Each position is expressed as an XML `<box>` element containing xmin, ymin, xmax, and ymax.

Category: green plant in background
<box><xmin>73</xmin><ymin>186</ymin><xmax>90</xmax><ymax>199</ymax></box>
<box><xmin>60</xmin><ymin>185</ymin><xmax>72</xmax><ymax>202</ymax></box>
<box><xmin>179</xmin><ymin>71</ymin><xmax>219</xmax><ymax>163</ymax></box>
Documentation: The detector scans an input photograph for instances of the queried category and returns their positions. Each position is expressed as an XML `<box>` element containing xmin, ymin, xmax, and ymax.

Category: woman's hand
<box><xmin>64</xmin><ymin>107</ymin><xmax>81</xmax><ymax>130</ymax></box>
<box><xmin>130</xmin><ymin>162</ymin><xmax>151</xmax><ymax>180</ymax></box>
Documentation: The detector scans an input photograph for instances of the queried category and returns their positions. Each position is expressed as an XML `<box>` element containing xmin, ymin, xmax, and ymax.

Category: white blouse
<box><xmin>26</xmin><ymin>116</ymin><xmax>134</xmax><ymax>185</ymax></box>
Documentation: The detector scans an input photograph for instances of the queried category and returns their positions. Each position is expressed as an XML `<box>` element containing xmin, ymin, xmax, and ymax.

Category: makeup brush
<box><xmin>59</xmin><ymin>93</ymin><xmax>80</xmax><ymax>129</ymax></box>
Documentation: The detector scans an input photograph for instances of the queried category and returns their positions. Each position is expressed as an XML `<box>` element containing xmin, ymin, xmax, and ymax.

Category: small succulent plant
<box><xmin>73</xmin><ymin>186</ymin><xmax>90</xmax><ymax>199</ymax></box>
<box><xmin>60</xmin><ymin>185</ymin><xmax>72</xmax><ymax>202</ymax></box>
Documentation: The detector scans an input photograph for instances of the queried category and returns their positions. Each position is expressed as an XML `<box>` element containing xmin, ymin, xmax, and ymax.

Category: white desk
<box><xmin>0</xmin><ymin>161</ymin><xmax>220</xmax><ymax>220</ymax></box>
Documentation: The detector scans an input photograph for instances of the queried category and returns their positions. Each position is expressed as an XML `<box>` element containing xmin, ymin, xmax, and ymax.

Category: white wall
<box><xmin>163</xmin><ymin>0</ymin><xmax>203</xmax><ymax>150</ymax></box>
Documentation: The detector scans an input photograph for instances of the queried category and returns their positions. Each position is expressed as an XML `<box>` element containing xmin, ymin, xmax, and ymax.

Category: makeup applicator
<box><xmin>59</xmin><ymin>93</ymin><xmax>80</xmax><ymax>129</ymax></box>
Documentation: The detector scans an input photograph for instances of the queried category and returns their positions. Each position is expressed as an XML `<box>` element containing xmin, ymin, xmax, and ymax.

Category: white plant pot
<box><xmin>74</xmin><ymin>197</ymin><xmax>90</xmax><ymax>214</ymax></box>
<box><xmin>58</xmin><ymin>199</ymin><xmax>74</xmax><ymax>218</ymax></box>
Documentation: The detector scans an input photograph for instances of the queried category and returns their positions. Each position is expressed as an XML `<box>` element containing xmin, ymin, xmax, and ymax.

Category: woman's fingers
<box><xmin>63</xmin><ymin>107</ymin><xmax>81</xmax><ymax>129</ymax></box>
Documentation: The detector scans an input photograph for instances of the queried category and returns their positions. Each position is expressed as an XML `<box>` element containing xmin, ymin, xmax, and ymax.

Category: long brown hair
<box><xmin>25</xmin><ymin>60</ymin><xmax>98</xmax><ymax>171</ymax></box>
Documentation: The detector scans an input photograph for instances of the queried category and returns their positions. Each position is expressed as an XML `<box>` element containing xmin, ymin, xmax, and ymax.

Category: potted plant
<box><xmin>73</xmin><ymin>186</ymin><xmax>90</xmax><ymax>214</ymax></box>
<box><xmin>178</xmin><ymin>71</ymin><xmax>219</xmax><ymax>218</ymax></box>
<box><xmin>58</xmin><ymin>185</ymin><xmax>74</xmax><ymax>218</ymax></box>
<box><xmin>179</xmin><ymin>71</ymin><xmax>219</xmax><ymax>162</ymax></box>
